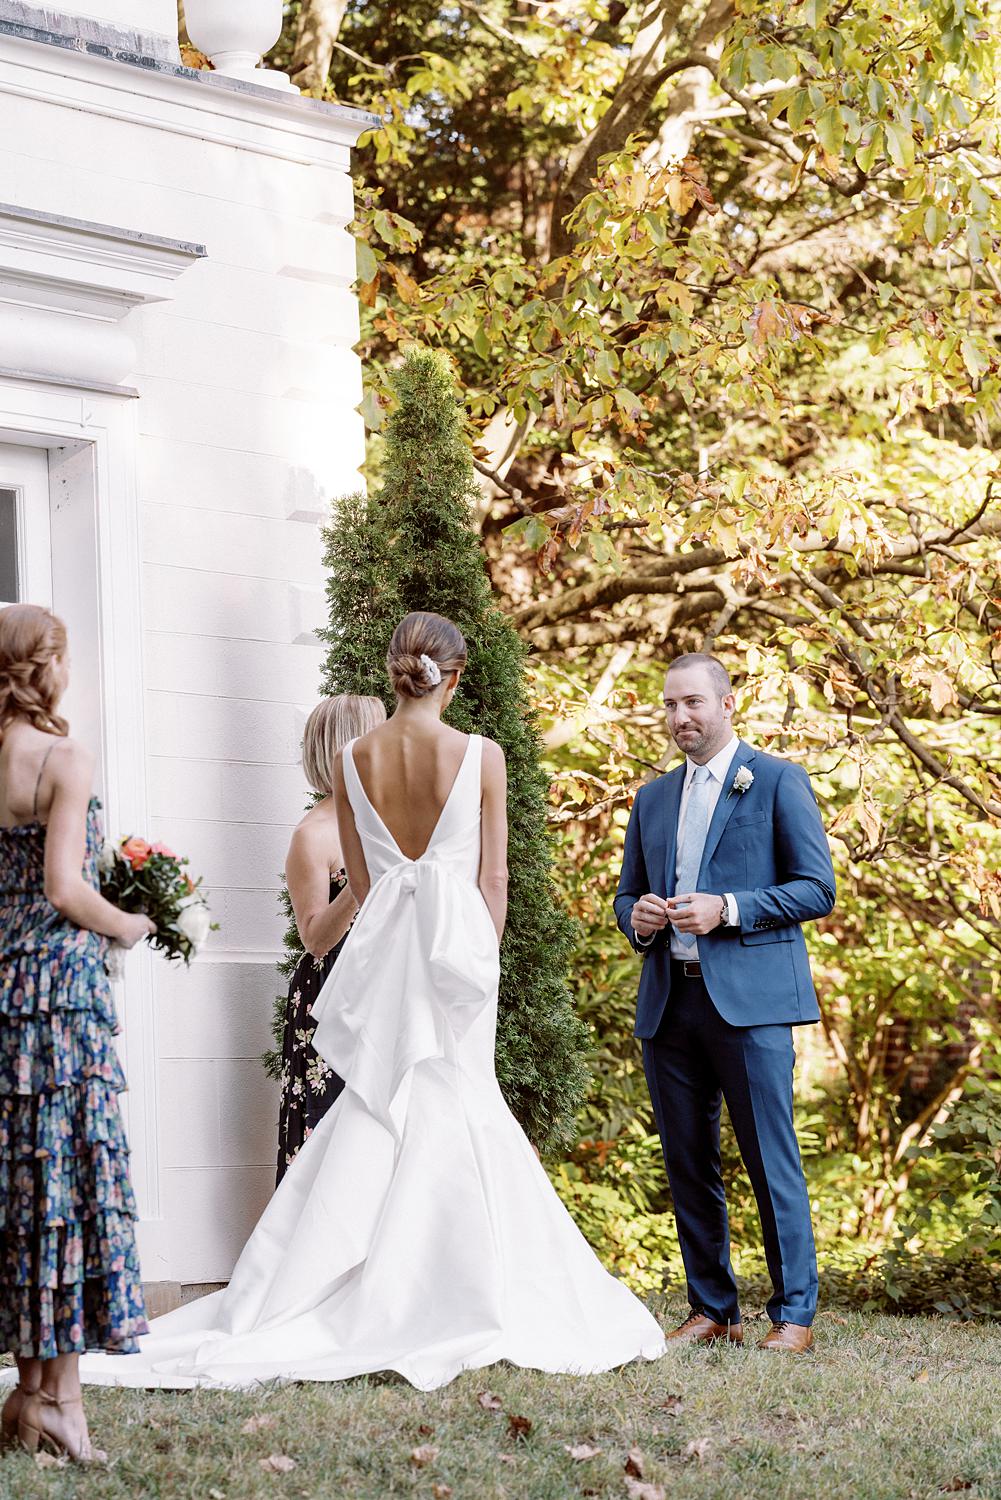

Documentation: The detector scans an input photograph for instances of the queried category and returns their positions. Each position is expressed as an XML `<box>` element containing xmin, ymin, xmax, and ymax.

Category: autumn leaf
<box><xmin>242</xmin><ymin>1414</ymin><xmax>277</xmax><ymax>1434</ymax></box>
<box><xmin>411</xmin><ymin>1444</ymin><xmax>439</xmax><ymax>1466</ymax></box>
<box><xmin>537</xmin><ymin>534</ymin><xmax>561</xmax><ymax>574</ymax></box>
<box><xmin>858</xmin><ymin>794</ymin><xmax>883</xmax><ymax>848</ymax></box>
<box><xmin>259</xmin><ymin>1455</ymin><xmax>296</xmax><ymax>1473</ymax></box>
<box><xmin>432</xmin><ymin>1485</ymin><xmax>454</xmax><ymax>1499</ymax></box>
<box><xmin>749</xmin><ymin>300</ymin><xmax>784</xmax><ymax>346</ymax></box>
<box><xmin>659</xmin><ymin>1394</ymin><xmax>684</xmax><ymax>1415</ymax></box>
<box><xmin>566</xmin><ymin>1442</ymin><xmax>603</xmax><ymax>1460</ymax></box>
<box><xmin>507</xmin><ymin>1414</ymin><xmax>533</xmax><ymax>1441</ymax></box>
<box><xmin>624</xmin><ymin>1478</ymin><xmax>666</xmax><ymax>1500</ymax></box>
<box><xmin>929</xmin><ymin>672</ymin><xmax>957</xmax><ymax>712</ymax></box>
<box><xmin>912</xmin><ymin>1368</ymin><xmax>930</xmax><ymax>1384</ymax></box>
<box><xmin>34</xmin><ymin>1451</ymin><xmax>67</xmax><ymax>1470</ymax></box>
<box><xmin>666</xmin><ymin>173</ymin><xmax>697</xmax><ymax>215</ymax></box>
<box><xmin>683</xmin><ymin>1438</ymin><xmax>711</xmax><ymax>1463</ymax></box>
<box><xmin>624</xmin><ymin>1447</ymin><xmax>646</xmax><ymax>1478</ymax></box>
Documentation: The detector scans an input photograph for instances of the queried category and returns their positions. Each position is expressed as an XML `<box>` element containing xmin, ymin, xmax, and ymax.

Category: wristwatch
<box><xmin>717</xmin><ymin>897</ymin><xmax>730</xmax><ymax>927</ymax></box>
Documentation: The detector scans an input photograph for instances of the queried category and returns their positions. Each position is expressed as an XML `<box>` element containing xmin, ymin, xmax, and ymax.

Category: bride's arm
<box><xmin>332</xmin><ymin>750</ymin><xmax>370</xmax><ymax>907</ymax></box>
<box><xmin>478</xmin><ymin>739</ymin><xmax>508</xmax><ymax>942</ymax></box>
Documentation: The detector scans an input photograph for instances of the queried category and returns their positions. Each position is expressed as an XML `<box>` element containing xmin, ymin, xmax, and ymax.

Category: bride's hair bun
<box><xmin>387</xmin><ymin>612</ymin><xmax>467</xmax><ymax>700</ymax></box>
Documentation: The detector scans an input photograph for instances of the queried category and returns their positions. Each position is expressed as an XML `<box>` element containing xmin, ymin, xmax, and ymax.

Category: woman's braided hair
<box><xmin>0</xmin><ymin>604</ymin><xmax>69</xmax><ymax>742</ymax></box>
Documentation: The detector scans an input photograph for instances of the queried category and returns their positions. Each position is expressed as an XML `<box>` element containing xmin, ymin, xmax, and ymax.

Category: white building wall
<box><xmin>0</xmin><ymin>19</ymin><xmax>371</xmax><ymax>1283</ymax></box>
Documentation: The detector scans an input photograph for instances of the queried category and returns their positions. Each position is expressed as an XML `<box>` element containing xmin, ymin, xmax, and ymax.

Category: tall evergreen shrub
<box><xmin>265</xmin><ymin>349</ymin><xmax>588</xmax><ymax>1153</ymax></box>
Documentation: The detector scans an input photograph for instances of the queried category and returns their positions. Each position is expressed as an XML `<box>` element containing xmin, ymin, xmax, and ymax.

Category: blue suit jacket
<box><xmin>613</xmin><ymin>741</ymin><xmax>836</xmax><ymax>1036</ymax></box>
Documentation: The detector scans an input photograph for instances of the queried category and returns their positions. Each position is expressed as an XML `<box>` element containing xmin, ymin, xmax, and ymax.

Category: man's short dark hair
<box><xmin>665</xmin><ymin>653</ymin><xmax>733</xmax><ymax>698</ymax></box>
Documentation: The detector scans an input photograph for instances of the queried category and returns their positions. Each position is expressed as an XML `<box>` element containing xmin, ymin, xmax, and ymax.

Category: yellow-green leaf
<box><xmin>884</xmin><ymin>120</ymin><xmax>915</xmax><ymax>170</ymax></box>
<box><xmin>356</xmin><ymin>240</ymin><xmax>378</xmax><ymax>285</ymax></box>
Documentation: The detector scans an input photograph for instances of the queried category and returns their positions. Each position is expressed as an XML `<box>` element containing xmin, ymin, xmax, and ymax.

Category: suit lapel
<box><xmin>699</xmin><ymin>741</ymin><xmax>757</xmax><ymax>875</ymax></box>
<box><xmin>659</xmin><ymin>763</ymin><xmax>686</xmax><ymax>896</ymax></box>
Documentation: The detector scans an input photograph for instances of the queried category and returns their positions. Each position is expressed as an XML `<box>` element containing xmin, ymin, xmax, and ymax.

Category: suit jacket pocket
<box><xmin>730</xmin><ymin>811</ymin><xmax>768</xmax><ymax>827</ymax></box>
<box><xmin>740</xmin><ymin>928</ymin><xmax>795</xmax><ymax>945</ymax></box>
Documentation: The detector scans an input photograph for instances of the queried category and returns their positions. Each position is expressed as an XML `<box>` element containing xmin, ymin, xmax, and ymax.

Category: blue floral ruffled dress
<box><xmin>0</xmin><ymin>798</ymin><xmax>147</xmax><ymax>1358</ymax></box>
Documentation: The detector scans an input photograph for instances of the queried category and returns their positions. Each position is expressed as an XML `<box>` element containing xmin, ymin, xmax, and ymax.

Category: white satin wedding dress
<box><xmin>78</xmin><ymin>735</ymin><xmax>666</xmax><ymax>1391</ymax></box>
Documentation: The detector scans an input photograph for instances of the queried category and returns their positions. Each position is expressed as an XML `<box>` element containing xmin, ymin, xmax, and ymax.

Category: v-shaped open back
<box><xmin>344</xmin><ymin>735</ymin><xmax>478</xmax><ymax>866</ymax></box>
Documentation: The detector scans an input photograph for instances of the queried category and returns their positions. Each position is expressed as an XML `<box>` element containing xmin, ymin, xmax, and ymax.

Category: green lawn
<box><xmin>2</xmin><ymin>1310</ymin><xmax>999</xmax><ymax>1500</ymax></box>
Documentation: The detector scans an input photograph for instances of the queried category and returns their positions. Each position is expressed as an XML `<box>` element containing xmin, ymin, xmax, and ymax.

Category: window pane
<box><xmin>0</xmin><ymin>489</ymin><xmax>18</xmax><ymax>602</ymax></box>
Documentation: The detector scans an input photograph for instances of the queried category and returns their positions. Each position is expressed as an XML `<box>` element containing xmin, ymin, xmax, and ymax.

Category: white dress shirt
<box><xmin>636</xmin><ymin>735</ymin><xmax>741</xmax><ymax>958</ymax></box>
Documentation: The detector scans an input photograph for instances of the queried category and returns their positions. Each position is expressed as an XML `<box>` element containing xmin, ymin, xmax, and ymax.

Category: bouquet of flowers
<box><xmin>98</xmin><ymin>835</ymin><xmax>216</xmax><ymax>969</ymax></box>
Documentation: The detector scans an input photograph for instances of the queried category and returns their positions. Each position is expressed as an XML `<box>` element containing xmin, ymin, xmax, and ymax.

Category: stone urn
<box><xmin>184</xmin><ymin>0</ymin><xmax>298</xmax><ymax>91</ymax></box>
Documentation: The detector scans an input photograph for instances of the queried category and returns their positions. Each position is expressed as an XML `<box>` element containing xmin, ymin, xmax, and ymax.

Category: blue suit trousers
<box><xmin>643</xmin><ymin>968</ymin><xmax>818</xmax><ymax>1327</ymax></box>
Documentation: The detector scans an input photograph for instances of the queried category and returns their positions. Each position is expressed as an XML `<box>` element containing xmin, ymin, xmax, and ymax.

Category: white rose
<box><xmin>177</xmin><ymin>900</ymin><xmax>212</xmax><ymax>949</ymax></box>
<box><xmin>733</xmin><ymin>766</ymin><xmax>754</xmax><ymax>793</ymax></box>
<box><xmin>98</xmin><ymin>840</ymin><xmax>118</xmax><ymax>873</ymax></box>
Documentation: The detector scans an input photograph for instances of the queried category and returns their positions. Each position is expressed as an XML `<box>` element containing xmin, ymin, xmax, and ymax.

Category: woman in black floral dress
<box><xmin>0</xmin><ymin>606</ymin><xmax>153</xmax><ymax>1462</ymax></box>
<box><xmin>276</xmin><ymin>693</ymin><xmax>385</xmax><ymax>1183</ymax></box>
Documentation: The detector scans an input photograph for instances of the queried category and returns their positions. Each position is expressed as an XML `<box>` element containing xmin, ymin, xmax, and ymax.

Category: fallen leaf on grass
<box><xmin>34</xmin><ymin>1451</ymin><xmax>67</xmax><ymax>1470</ymax></box>
<box><xmin>624</xmin><ymin>1448</ymin><xmax>645</xmax><ymax>1478</ymax></box>
<box><xmin>417</xmin><ymin>1423</ymin><xmax>435</xmax><ymax>1437</ymax></box>
<box><xmin>624</xmin><ymin>1478</ymin><xmax>666</xmax><ymax>1500</ymax></box>
<box><xmin>507</xmin><ymin>1414</ymin><xmax>533</xmax><ymax>1440</ymax></box>
<box><xmin>913</xmin><ymin>1368</ymin><xmax>930</xmax><ymax>1384</ymax></box>
<box><xmin>208</xmin><ymin>1490</ymin><xmax>226</xmax><ymax>1499</ymax></box>
<box><xmin>410</xmin><ymin>1444</ymin><xmax>439</xmax><ymax>1466</ymax></box>
<box><xmin>432</xmin><ymin>1485</ymin><xmax>453</xmax><ymax>1498</ymax></box>
<box><xmin>683</xmin><ymin>1438</ymin><xmax>711</xmax><ymax>1463</ymax></box>
<box><xmin>659</xmin><ymin>1394</ymin><xmax>684</xmax><ymax>1415</ymax></box>
<box><xmin>939</xmin><ymin>1481</ymin><xmax>973</xmax><ymax>1493</ymax></box>
<box><xmin>477</xmin><ymin>1390</ymin><xmax>503</xmax><ymax>1410</ymax></box>
<box><xmin>498</xmin><ymin>1453</ymin><xmax>515</xmax><ymax>1465</ymax></box>
<box><xmin>566</xmin><ymin>1442</ymin><xmax>602</xmax><ymax>1460</ymax></box>
<box><xmin>242</xmin><ymin>1414</ymin><xmax>277</xmax><ymax>1434</ymax></box>
<box><xmin>259</xmin><ymin>1454</ymin><xmax>296</xmax><ymax>1473</ymax></box>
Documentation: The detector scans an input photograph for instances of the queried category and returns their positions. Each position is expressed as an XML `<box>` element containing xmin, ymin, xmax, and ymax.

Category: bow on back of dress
<box><xmin>309</xmin><ymin>733</ymin><xmax>499</xmax><ymax>1139</ymax></box>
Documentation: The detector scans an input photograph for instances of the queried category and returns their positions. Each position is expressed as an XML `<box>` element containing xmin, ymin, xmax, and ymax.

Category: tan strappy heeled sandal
<box><xmin>17</xmin><ymin>1390</ymin><xmax>107</xmax><ymax>1464</ymax></box>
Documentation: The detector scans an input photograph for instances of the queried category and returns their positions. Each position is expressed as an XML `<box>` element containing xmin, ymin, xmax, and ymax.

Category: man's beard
<box><xmin>673</xmin><ymin>725</ymin><xmax>715</xmax><ymax>758</ymax></box>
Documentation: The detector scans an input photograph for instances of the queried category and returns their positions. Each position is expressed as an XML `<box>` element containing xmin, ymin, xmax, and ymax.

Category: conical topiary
<box><xmin>266</xmin><ymin>348</ymin><xmax>588</xmax><ymax>1154</ymax></box>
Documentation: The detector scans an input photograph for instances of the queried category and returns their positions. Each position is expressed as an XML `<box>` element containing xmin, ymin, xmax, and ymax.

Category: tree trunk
<box><xmin>290</xmin><ymin>0</ymin><xmax>350</xmax><ymax>93</ymax></box>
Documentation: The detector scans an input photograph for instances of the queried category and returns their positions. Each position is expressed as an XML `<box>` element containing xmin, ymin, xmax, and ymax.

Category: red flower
<box><xmin>121</xmin><ymin>837</ymin><xmax>153</xmax><ymax>870</ymax></box>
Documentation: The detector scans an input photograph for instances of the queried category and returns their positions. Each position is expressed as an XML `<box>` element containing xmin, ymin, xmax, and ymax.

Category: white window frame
<box><xmin>0</xmin><ymin>440</ymin><xmax>51</xmax><ymax>607</ymax></box>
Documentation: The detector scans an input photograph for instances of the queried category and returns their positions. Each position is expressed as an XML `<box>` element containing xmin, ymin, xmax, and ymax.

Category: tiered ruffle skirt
<box><xmin>1</xmin><ymin>906</ymin><xmax>148</xmax><ymax>1358</ymax></box>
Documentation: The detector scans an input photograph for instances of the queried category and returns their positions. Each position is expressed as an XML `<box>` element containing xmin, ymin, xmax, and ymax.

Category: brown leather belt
<box><xmin>671</xmin><ymin>959</ymin><xmax>703</xmax><ymax>979</ymax></box>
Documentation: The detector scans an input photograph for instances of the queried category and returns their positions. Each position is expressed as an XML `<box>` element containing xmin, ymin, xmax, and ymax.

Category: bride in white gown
<box><xmin>79</xmin><ymin>611</ymin><xmax>666</xmax><ymax>1392</ymax></box>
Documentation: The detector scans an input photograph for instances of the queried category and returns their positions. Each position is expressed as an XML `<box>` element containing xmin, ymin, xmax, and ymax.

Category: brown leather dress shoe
<box><xmin>758</xmin><ymin>1321</ymin><xmax>813</xmax><ymax>1354</ymax></box>
<box><xmin>667</xmin><ymin>1311</ymin><xmax>743</xmax><ymax>1345</ymax></box>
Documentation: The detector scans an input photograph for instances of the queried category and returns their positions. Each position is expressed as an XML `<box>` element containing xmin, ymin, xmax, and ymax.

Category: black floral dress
<box><xmin>276</xmin><ymin>873</ymin><xmax>348</xmax><ymax>1185</ymax></box>
<box><xmin>0</xmin><ymin>798</ymin><xmax>148</xmax><ymax>1358</ymax></box>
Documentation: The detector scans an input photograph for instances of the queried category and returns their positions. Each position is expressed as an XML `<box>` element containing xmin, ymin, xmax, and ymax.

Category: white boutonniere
<box><xmin>728</xmin><ymin>765</ymin><xmax>754</xmax><ymax>799</ymax></box>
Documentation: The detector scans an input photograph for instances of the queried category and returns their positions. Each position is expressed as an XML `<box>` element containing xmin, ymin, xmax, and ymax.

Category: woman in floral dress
<box><xmin>276</xmin><ymin>693</ymin><xmax>385</xmax><ymax>1183</ymax></box>
<box><xmin>0</xmin><ymin>605</ymin><xmax>153</xmax><ymax>1462</ymax></box>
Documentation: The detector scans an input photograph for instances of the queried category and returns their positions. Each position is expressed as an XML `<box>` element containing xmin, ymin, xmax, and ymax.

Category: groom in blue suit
<box><xmin>614</xmin><ymin>653</ymin><xmax>835</xmax><ymax>1353</ymax></box>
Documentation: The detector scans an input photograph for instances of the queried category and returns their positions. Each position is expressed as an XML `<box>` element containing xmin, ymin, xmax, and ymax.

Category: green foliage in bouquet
<box><xmin>265</xmin><ymin>348</ymin><xmax>588</xmax><ymax>1155</ymax></box>
<box><xmin>98</xmin><ymin>836</ymin><xmax>214</xmax><ymax>964</ymax></box>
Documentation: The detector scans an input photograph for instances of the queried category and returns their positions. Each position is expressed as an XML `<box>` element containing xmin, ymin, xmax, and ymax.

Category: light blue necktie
<box><xmin>675</xmin><ymin>764</ymin><xmax>713</xmax><ymax>949</ymax></box>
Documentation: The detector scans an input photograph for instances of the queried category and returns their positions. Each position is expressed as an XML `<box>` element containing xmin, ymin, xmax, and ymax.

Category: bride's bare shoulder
<box><xmin>480</xmin><ymin>737</ymin><xmax>506</xmax><ymax>776</ymax></box>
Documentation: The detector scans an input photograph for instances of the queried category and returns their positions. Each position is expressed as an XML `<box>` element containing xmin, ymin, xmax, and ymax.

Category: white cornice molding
<box><xmin>0</xmin><ymin>205</ymin><xmax>204</xmax><ymax>386</ymax></box>
<box><xmin>0</xmin><ymin>25</ymin><xmax>377</xmax><ymax>168</ymax></box>
<box><xmin>0</xmin><ymin>203</ymin><xmax>205</xmax><ymax>311</ymax></box>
